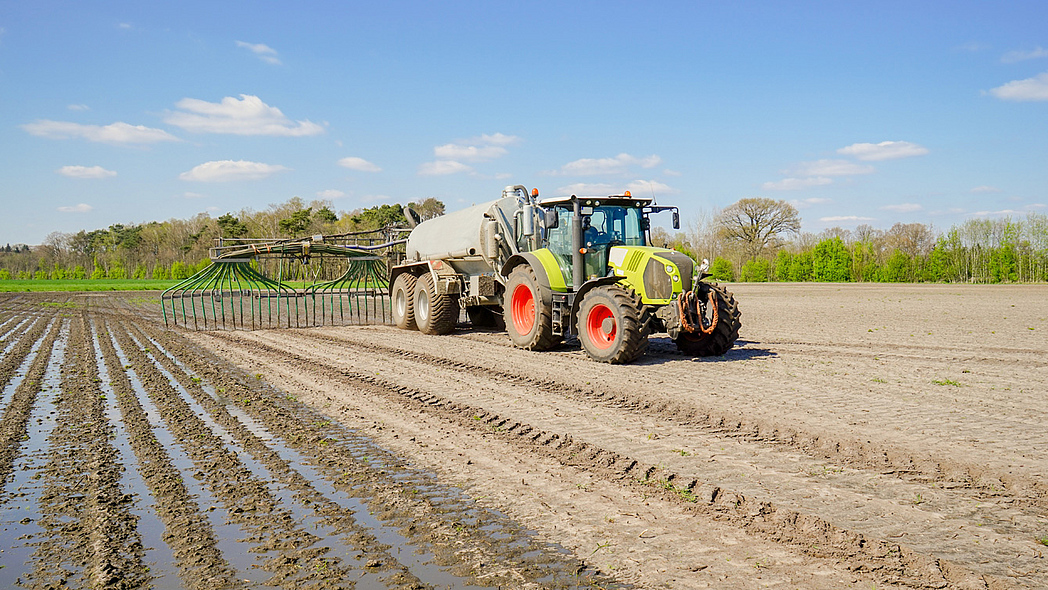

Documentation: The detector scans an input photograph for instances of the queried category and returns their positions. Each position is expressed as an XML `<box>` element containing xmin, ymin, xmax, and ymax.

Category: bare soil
<box><xmin>1</xmin><ymin>283</ymin><xmax>1046</xmax><ymax>589</ymax></box>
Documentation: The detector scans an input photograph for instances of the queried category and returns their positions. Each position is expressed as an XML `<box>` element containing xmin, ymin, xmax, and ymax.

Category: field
<box><xmin>0</xmin><ymin>284</ymin><xmax>1046</xmax><ymax>589</ymax></box>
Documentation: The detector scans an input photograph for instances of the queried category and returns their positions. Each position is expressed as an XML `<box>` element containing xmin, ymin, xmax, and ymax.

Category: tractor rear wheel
<box><xmin>577</xmin><ymin>284</ymin><xmax>648</xmax><ymax>364</ymax></box>
<box><xmin>392</xmin><ymin>273</ymin><xmax>417</xmax><ymax>330</ymax></box>
<box><xmin>413</xmin><ymin>272</ymin><xmax>458</xmax><ymax>335</ymax></box>
<box><xmin>504</xmin><ymin>265</ymin><xmax>559</xmax><ymax>350</ymax></box>
<box><xmin>674</xmin><ymin>283</ymin><xmax>741</xmax><ymax>356</ymax></box>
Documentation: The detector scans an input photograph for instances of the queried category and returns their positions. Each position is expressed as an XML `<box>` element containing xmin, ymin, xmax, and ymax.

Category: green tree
<box><xmin>314</xmin><ymin>206</ymin><xmax>338</xmax><ymax>223</ymax></box>
<box><xmin>216</xmin><ymin>213</ymin><xmax>249</xmax><ymax>238</ymax></box>
<box><xmin>0</xmin><ymin>269</ymin><xmax>9</xmax><ymax>280</ymax></box>
<box><xmin>740</xmin><ymin>258</ymin><xmax>770</xmax><ymax>282</ymax></box>
<box><xmin>710</xmin><ymin>257</ymin><xmax>735</xmax><ymax>281</ymax></box>
<box><xmin>773</xmin><ymin>250</ymin><xmax>792</xmax><ymax>281</ymax></box>
<box><xmin>152</xmin><ymin>264</ymin><xmax>168</xmax><ymax>280</ymax></box>
<box><xmin>71</xmin><ymin>265</ymin><xmax>87</xmax><ymax>279</ymax></box>
<box><xmin>132</xmin><ymin>263</ymin><xmax>147</xmax><ymax>279</ymax></box>
<box><xmin>351</xmin><ymin>203</ymin><xmax>407</xmax><ymax>229</ymax></box>
<box><xmin>279</xmin><ymin>207</ymin><xmax>313</xmax><ymax>237</ymax></box>
<box><xmin>811</xmin><ymin>237</ymin><xmax>852</xmax><ymax>282</ymax></box>
<box><xmin>787</xmin><ymin>251</ymin><xmax>814</xmax><ymax>282</ymax></box>
<box><xmin>878</xmin><ymin>251</ymin><xmax>912</xmax><ymax>282</ymax></box>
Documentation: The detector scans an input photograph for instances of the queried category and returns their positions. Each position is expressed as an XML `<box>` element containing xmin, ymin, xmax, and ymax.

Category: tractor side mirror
<box><xmin>672</xmin><ymin>210</ymin><xmax>680</xmax><ymax>230</ymax></box>
<box><xmin>543</xmin><ymin>209</ymin><xmax>558</xmax><ymax>229</ymax></box>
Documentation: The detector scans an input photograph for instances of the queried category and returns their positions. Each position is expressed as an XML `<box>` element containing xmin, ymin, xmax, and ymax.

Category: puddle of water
<box><xmin>122</xmin><ymin>330</ymin><xmax>376</xmax><ymax>577</ymax></box>
<box><xmin>90</xmin><ymin>321</ymin><xmax>179</xmax><ymax>588</ymax></box>
<box><xmin>224</xmin><ymin>402</ymin><xmax>491</xmax><ymax>590</ymax></box>
<box><xmin>0</xmin><ymin>320</ymin><xmax>52</xmax><ymax>412</ymax></box>
<box><xmin>0</xmin><ymin>321</ymin><xmax>68</xmax><ymax>588</ymax></box>
<box><xmin>107</xmin><ymin>329</ymin><xmax>267</xmax><ymax>586</ymax></box>
<box><xmin>0</xmin><ymin>318</ymin><xmax>31</xmax><ymax>355</ymax></box>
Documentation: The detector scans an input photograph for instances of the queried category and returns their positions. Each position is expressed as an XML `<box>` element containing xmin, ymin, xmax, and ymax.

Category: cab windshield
<box><xmin>583</xmin><ymin>206</ymin><xmax>646</xmax><ymax>247</ymax></box>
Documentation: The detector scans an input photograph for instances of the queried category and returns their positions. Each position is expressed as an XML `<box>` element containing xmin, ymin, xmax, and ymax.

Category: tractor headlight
<box><xmin>665</xmin><ymin>264</ymin><xmax>675</xmax><ymax>275</ymax></box>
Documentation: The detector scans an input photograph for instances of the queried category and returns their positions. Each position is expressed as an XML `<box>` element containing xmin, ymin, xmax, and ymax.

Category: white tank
<box><xmin>406</xmin><ymin>196</ymin><xmax>520</xmax><ymax>263</ymax></box>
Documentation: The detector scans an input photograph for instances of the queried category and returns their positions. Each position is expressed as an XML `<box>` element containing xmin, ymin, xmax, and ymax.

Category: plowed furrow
<box><xmin>306</xmin><ymin>328</ymin><xmax>1048</xmax><ymax>512</ymax></box>
<box><xmin>94</xmin><ymin>319</ymin><xmax>243</xmax><ymax>590</ymax></box>
<box><xmin>0</xmin><ymin>317</ymin><xmax>61</xmax><ymax>489</ymax></box>
<box><xmin>148</xmin><ymin>323</ymin><xmax>616</xmax><ymax>589</ymax></box>
<box><xmin>199</xmin><ymin>329</ymin><xmax>1022</xmax><ymax>590</ymax></box>
<box><xmin>0</xmin><ymin>315</ymin><xmax>50</xmax><ymax>397</ymax></box>
<box><xmin>24</xmin><ymin>314</ymin><xmax>148</xmax><ymax>589</ymax></box>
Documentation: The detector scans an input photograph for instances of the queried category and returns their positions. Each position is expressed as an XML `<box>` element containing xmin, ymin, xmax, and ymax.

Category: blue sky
<box><xmin>2</xmin><ymin>1</ymin><xmax>1046</xmax><ymax>245</ymax></box>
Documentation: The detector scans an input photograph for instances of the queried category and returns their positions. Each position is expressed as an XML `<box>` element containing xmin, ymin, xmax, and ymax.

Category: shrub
<box><xmin>740</xmin><ymin>258</ymin><xmax>770</xmax><ymax>282</ymax></box>
<box><xmin>710</xmin><ymin>257</ymin><xmax>735</xmax><ymax>282</ymax></box>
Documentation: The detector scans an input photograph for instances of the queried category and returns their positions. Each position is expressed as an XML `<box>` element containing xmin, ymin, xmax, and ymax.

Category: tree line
<box><xmin>652</xmin><ymin>198</ymin><xmax>1048</xmax><ymax>284</ymax></box>
<box><xmin>2</xmin><ymin>195</ymin><xmax>1045</xmax><ymax>284</ymax></box>
<box><xmin>0</xmin><ymin>197</ymin><xmax>444</xmax><ymax>281</ymax></box>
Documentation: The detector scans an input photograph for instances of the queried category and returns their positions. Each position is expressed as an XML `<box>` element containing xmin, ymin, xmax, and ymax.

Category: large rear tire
<box><xmin>504</xmin><ymin>265</ymin><xmax>559</xmax><ymax>350</ymax></box>
<box><xmin>577</xmin><ymin>285</ymin><xmax>648</xmax><ymax>364</ymax></box>
<box><xmin>391</xmin><ymin>273</ymin><xmax>417</xmax><ymax>330</ymax></box>
<box><xmin>413</xmin><ymin>272</ymin><xmax>459</xmax><ymax>335</ymax></box>
<box><xmin>674</xmin><ymin>283</ymin><xmax>741</xmax><ymax>356</ymax></box>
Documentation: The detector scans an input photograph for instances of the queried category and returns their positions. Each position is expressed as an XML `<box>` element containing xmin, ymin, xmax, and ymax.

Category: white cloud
<box><xmin>67</xmin><ymin>104</ymin><xmax>90</xmax><ymax>111</ymax></box>
<box><xmin>21</xmin><ymin>120</ymin><xmax>179</xmax><ymax>144</ymax></box>
<box><xmin>837</xmin><ymin>141</ymin><xmax>929</xmax><ymax>161</ymax></box>
<box><xmin>418</xmin><ymin>160</ymin><xmax>473</xmax><ymax>176</ymax></box>
<box><xmin>434</xmin><ymin>143</ymin><xmax>508</xmax><ymax>162</ymax></box>
<box><xmin>57</xmin><ymin>165</ymin><xmax>116</xmax><ymax>179</ymax></box>
<box><xmin>337</xmin><ymin>156</ymin><xmax>382</xmax><ymax>172</ymax></box>
<box><xmin>789</xmin><ymin>159</ymin><xmax>875</xmax><ymax>176</ymax></box>
<box><xmin>626</xmin><ymin>179</ymin><xmax>678</xmax><ymax>195</ymax></box>
<box><xmin>789</xmin><ymin>197</ymin><xmax>832</xmax><ymax>209</ymax></box>
<box><xmin>552</xmin><ymin>153</ymin><xmax>662</xmax><ymax>176</ymax></box>
<box><xmin>973</xmin><ymin>209</ymin><xmax>1023</xmax><ymax>217</ymax></box>
<box><xmin>57</xmin><ymin>203</ymin><xmax>94</xmax><ymax>213</ymax></box>
<box><xmin>179</xmin><ymin>160</ymin><xmax>289</xmax><ymax>182</ymax></box>
<box><xmin>762</xmin><ymin>177</ymin><xmax>833</xmax><ymax>191</ymax></box>
<box><xmin>554</xmin><ymin>182</ymin><xmax>616</xmax><ymax>196</ymax></box>
<box><xmin>820</xmin><ymin>216</ymin><xmax>875</xmax><ymax>223</ymax></box>
<box><xmin>236</xmin><ymin>41</ymin><xmax>281</xmax><ymax>65</ymax></box>
<box><xmin>165</xmin><ymin>95</ymin><xmax>323</xmax><ymax>136</ymax></box>
<box><xmin>880</xmin><ymin>203</ymin><xmax>923</xmax><ymax>213</ymax></box>
<box><xmin>432</xmin><ymin>133</ymin><xmax>519</xmax><ymax>162</ymax></box>
<box><xmin>552</xmin><ymin>180</ymin><xmax>674</xmax><ymax>197</ymax></box>
<box><xmin>1002</xmin><ymin>47</ymin><xmax>1048</xmax><ymax>63</ymax></box>
<box><xmin>317</xmin><ymin>189</ymin><xmax>346</xmax><ymax>199</ymax></box>
<box><xmin>117</xmin><ymin>23</ymin><xmax>132</xmax><ymax>30</ymax></box>
<box><xmin>989</xmin><ymin>72</ymin><xmax>1048</xmax><ymax>101</ymax></box>
<box><xmin>970</xmin><ymin>185</ymin><xmax>1002</xmax><ymax>193</ymax></box>
<box><xmin>663</xmin><ymin>169</ymin><xmax>682</xmax><ymax>177</ymax></box>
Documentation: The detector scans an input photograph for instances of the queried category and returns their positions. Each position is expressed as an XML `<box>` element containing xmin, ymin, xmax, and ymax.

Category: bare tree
<box><xmin>885</xmin><ymin>222</ymin><xmax>935</xmax><ymax>258</ymax></box>
<box><xmin>717</xmin><ymin>198</ymin><xmax>801</xmax><ymax>260</ymax></box>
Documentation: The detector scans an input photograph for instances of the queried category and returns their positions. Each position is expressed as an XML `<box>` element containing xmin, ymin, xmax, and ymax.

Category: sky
<box><xmin>1</xmin><ymin>1</ymin><xmax>1046</xmax><ymax>245</ymax></box>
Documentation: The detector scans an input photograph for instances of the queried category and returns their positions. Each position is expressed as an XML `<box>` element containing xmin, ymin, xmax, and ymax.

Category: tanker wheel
<box><xmin>413</xmin><ymin>272</ymin><xmax>459</xmax><ymax>335</ymax></box>
<box><xmin>675</xmin><ymin>283</ymin><xmax>742</xmax><ymax>356</ymax></box>
<box><xmin>503</xmin><ymin>265</ymin><xmax>559</xmax><ymax>350</ymax></box>
<box><xmin>391</xmin><ymin>273</ymin><xmax>417</xmax><ymax>330</ymax></box>
<box><xmin>466</xmin><ymin>305</ymin><xmax>505</xmax><ymax>330</ymax></box>
<box><xmin>577</xmin><ymin>284</ymin><xmax>648</xmax><ymax>364</ymax></box>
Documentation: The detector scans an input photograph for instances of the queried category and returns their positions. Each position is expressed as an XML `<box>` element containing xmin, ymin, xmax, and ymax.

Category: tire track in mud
<box><xmin>323</xmin><ymin>327</ymin><xmax>1048</xmax><ymax>514</ymax></box>
<box><xmin>207</xmin><ymin>327</ymin><xmax>1037</xmax><ymax>590</ymax></box>
<box><xmin>136</xmin><ymin>320</ymin><xmax>622</xmax><ymax>590</ymax></box>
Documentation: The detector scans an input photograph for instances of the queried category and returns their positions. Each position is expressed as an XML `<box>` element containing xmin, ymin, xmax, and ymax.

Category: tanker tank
<box><xmin>405</xmin><ymin>196</ymin><xmax>522</xmax><ymax>277</ymax></box>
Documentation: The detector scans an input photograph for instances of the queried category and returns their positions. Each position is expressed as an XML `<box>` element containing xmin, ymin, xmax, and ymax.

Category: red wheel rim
<box><xmin>511</xmin><ymin>284</ymin><xmax>535</xmax><ymax>335</ymax></box>
<box><xmin>585</xmin><ymin>304</ymin><xmax>616</xmax><ymax>350</ymax></box>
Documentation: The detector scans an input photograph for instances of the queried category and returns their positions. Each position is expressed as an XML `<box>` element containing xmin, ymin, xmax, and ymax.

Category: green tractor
<box><xmin>391</xmin><ymin>186</ymin><xmax>741</xmax><ymax>364</ymax></box>
<box><xmin>499</xmin><ymin>192</ymin><xmax>741</xmax><ymax>363</ymax></box>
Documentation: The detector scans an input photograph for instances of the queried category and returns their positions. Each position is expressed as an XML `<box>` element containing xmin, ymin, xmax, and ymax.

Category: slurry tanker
<box><xmin>390</xmin><ymin>185</ymin><xmax>741</xmax><ymax>363</ymax></box>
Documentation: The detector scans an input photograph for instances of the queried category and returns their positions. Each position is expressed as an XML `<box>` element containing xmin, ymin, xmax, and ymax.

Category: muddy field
<box><xmin>1</xmin><ymin>284</ymin><xmax>1046</xmax><ymax>590</ymax></box>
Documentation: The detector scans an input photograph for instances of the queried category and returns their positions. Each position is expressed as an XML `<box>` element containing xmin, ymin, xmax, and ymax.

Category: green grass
<box><xmin>0</xmin><ymin>279</ymin><xmax>180</xmax><ymax>292</ymax></box>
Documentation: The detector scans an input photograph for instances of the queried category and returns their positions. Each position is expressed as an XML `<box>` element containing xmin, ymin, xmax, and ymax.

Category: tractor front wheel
<box><xmin>674</xmin><ymin>283</ymin><xmax>741</xmax><ymax>356</ymax></box>
<box><xmin>504</xmin><ymin>265</ymin><xmax>559</xmax><ymax>350</ymax></box>
<box><xmin>391</xmin><ymin>273</ymin><xmax>417</xmax><ymax>330</ymax></box>
<box><xmin>413</xmin><ymin>272</ymin><xmax>458</xmax><ymax>335</ymax></box>
<box><xmin>577</xmin><ymin>285</ymin><xmax>647</xmax><ymax>364</ymax></box>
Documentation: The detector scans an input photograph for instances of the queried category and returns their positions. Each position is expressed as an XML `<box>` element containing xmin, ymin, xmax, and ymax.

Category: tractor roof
<box><xmin>538</xmin><ymin>194</ymin><xmax>654</xmax><ymax>208</ymax></box>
